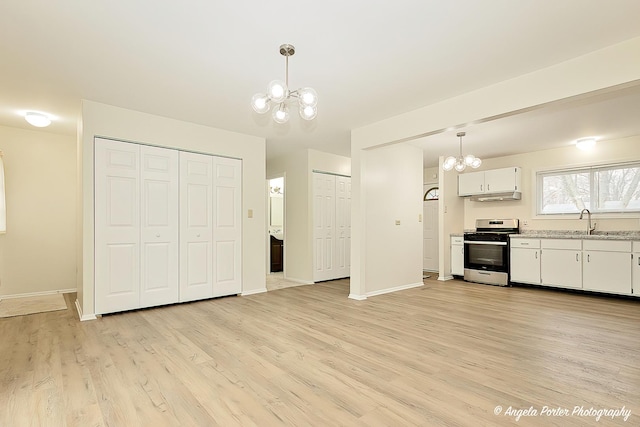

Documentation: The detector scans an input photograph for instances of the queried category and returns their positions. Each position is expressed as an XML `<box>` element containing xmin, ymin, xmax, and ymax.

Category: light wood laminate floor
<box><xmin>1</xmin><ymin>278</ymin><xmax>639</xmax><ymax>426</ymax></box>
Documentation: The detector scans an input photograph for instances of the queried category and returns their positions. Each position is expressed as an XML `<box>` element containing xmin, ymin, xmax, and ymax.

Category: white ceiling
<box><xmin>2</xmin><ymin>1</ymin><xmax>640</xmax><ymax>164</ymax></box>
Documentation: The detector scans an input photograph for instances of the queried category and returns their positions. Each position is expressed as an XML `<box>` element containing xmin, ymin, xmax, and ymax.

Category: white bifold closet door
<box><xmin>179</xmin><ymin>152</ymin><xmax>241</xmax><ymax>302</ymax></box>
<box><xmin>95</xmin><ymin>138</ymin><xmax>179</xmax><ymax>314</ymax></box>
<box><xmin>313</xmin><ymin>172</ymin><xmax>351</xmax><ymax>282</ymax></box>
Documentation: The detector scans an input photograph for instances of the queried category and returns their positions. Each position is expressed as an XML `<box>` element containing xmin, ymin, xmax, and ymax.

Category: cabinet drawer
<box><xmin>510</xmin><ymin>238</ymin><xmax>540</xmax><ymax>249</ymax></box>
<box><xmin>583</xmin><ymin>240</ymin><xmax>632</xmax><ymax>252</ymax></box>
<box><xmin>451</xmin><ymin>236</ymin><xmax>464</xmax><ymax>245</ymax></box>
<box><xmin>541</xmin><ymin>239</ymin><xmax>582</xmax><ymax>250</ymax></box>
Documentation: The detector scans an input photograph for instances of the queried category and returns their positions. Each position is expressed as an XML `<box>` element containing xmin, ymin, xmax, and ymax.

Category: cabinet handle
<box><xmin>535</xmin><ymin>251</ymin><xmax>538</xmax><ymax>259</ymax></box>
<box><xmin>487</xmin><ymin>184</ymin><xmax>490</xmax><ymax>191</ymax></box>
<box><xmin>480</xmin><ymin>184</ymin><xmax>483</xmax><ymax>191</ymax></box>
<box><xmin>576</xmin><ymin>253</ymin><xmax>578</xmax><ymax>262</ymax></box>
<box><xmin>587</xmin><ymin>254</ymin><xmax>590</xmax><ymax>263</ymax></box>
<box><xmin>156</xmin><ymin>234</ymin><xmax>160</xmax><ymax>238</ymax></box>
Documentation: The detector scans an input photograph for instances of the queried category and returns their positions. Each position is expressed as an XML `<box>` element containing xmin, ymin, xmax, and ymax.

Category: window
<box><xmin>537</xmin><ymin>162</ymin><xmax>640</xmax><ymax>215</ymax></box>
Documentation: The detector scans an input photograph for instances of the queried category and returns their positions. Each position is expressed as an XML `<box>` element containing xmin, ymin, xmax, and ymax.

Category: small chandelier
<box><xmin>251</xmin><ymin>44</ymin><xmax>318</xmax><ymax>123</ymax></box>
<box><xmin>443</xmin><ymin>132</ymin><xmax>481</xmax><ymax>172</ymax></box>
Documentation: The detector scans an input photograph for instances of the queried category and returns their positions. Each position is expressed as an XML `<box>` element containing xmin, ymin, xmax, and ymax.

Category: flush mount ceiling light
<box><xmin>24</xmin><ymin>112</ymin><xmax>52</xmax><ymax>127</ymax></box>
<box><xmin>251</xmin><ymin>44</ymin><xmax>317</xmax><ymax>124</ymax></box>
<box><xmin>442</xmin><ymin>132</ymin><xmax>481</xmax><ymax>172</ymax></box>
<box><xmin>576</xmin><ymin>137</ymin><xmax>597</xmax><ymax>150</ymax></box>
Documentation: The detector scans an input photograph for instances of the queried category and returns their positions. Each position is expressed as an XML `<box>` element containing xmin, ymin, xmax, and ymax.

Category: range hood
<box><xmin>470</xmin><ymin>191</ymin><xmax>521</xmax><ymax>202</ymax></box>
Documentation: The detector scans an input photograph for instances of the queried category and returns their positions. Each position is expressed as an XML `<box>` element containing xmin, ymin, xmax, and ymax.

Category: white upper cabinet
<box><xmin>458</xmin><ymin>167</ymin><xmax>521</xmax><ymax>197</ymax></box>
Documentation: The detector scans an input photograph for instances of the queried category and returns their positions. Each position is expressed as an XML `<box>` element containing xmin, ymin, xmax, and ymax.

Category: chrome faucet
<box><xmin>579</xmin><ymin>208</ymin><xmax>596</xmax><ymax>235</ymax></box>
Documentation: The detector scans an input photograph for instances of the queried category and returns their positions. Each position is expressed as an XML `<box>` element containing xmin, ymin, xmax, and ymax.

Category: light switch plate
<box><xmin>248</xmin><ymin>209</ymin><xmax>253</xmax><ymax>218</ymax></box>
<box><xmin>395</xmin><ymin>220</ymin><xmax>401</xmax><ymax>225</ymax></box>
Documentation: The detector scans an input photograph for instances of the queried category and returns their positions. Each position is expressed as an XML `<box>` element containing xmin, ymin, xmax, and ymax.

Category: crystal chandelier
<box><xmin>443</xmin><ymin>132</ymin><xmax>481</xmax><ymax>172</ymax></box>
<box><xmin>251</xmin><ymin>44</ymin><xmax>318</xmax><ymax>123</ymax></box>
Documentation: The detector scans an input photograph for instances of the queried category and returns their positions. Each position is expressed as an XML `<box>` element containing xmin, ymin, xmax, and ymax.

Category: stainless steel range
<box><xmin>464</xmin><ymin>219</ymin><xmax>519</xmax><ymax>286</ymax></box>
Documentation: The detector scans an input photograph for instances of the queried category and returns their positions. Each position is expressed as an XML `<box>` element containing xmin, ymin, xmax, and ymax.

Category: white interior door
<box><xmin>335</xmin><ymin>176</ymin><xmax>351</xmax><ymax>279</ymax></box>
<box><xmin>179</xmin><ymin>152</ymin><xmax>213</xmax><ymax>302</ymax></box>
<box><xmin>313</xmin><ymin>173</ymin><xmax>336</xmax><ymax>282</ymax></box>
<box><xmin>213</xmin><ymin>157</ymin><xmax>242</xmax><ymax>296</ymax></box>
<box><xmin>423</xmin><ymin>185</ymin><xmax>439</xmax><ymax>272</ymax></box>
<box><xmin>140</xmin><ymin>145</ymin><xmax>179</xmax><ymax>307</ymax></box>
<box><xmin>95</xmin><ymin>138</ymin><xmax>140</xmax><ymax>314</ymax></box>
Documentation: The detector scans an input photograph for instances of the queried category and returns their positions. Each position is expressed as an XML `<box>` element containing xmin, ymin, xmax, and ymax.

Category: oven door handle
<box><xmin>463</xmin><ymin>241</ymin><xmax>508</xmax><ymax>246</ymax></box>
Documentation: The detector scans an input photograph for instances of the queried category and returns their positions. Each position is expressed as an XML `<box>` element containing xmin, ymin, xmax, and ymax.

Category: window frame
<box><xmin>536</xmin><ymin>161</ymin><xmax>640</xmax><ymax>217</ymax></box>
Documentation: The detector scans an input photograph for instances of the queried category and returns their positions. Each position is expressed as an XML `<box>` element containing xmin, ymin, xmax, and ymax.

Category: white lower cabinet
<box><xmin>633</xmin><ymin>242</ymin><xmax>640</xmax><ymax>297</ymax></box>
<box><xmin>95</xmin><ymin>138</ymin><xmax>242</xmax><ymax>315</ymax></box>
<box><xmin>510</xmin><ymin>238</ymin><xmax>540</xmax><ymax>284</ymax></box>
<box><xmin>582</xmin><ymin>240</ymin><xmax>632</xmax><ymax>294</ymax></box>
<box><xmin>451</xmin><ymin>236</ymin><xmax>464</xmax><ymax>276</ymax></box>
<box><xmin>510</xmin><ymin>236</ymin><xmax>635</xmax><ymax>296</ymax></box>
<box><xmin>540</xmin><ymin>239</ymin><xmax>582</xmax><ymax>289</ymax></box>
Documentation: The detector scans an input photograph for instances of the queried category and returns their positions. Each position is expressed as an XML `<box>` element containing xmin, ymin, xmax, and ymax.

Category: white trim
<box><xmin>284</xmin><ymin>277</ymin><xmax>315</xmax><ymax>285</ymax></box>
<box><xmin>0</xmin><ymin>288</ymin><xmax>75</xmax><ymax>299</ymax></box>
<box><xmin>366</xmin><ymin>281</ymin><xmax>423</xmax><ymax>297</ymax></box>
<box><xmin>75</xmin><ymin>298</ymin><xmax>97</xmax><ymax>321</ymax></box>
<box><xmin>241</xmin><ymin>288</ymin><xmax>267</xmax><ymax>296</ymax></box>
<box><xmin>438</xmin><ymin>275</ymin><xmax>454</xmax><ymax>281</ymax></box>
<box><xmin>348</xmin><ymin>293</ymin><xmax>367</xmax><ymax>300</ymax></box>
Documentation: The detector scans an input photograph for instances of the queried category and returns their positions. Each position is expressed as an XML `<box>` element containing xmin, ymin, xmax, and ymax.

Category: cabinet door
<box><xmin>313</xmin><ymin>173</ymin><xmax>336</xmax><ymax>282</ymax></box>
<box><xmin>510</xmin><ymin>248</ymin><xmax>540</xmax><ymax>284</ymax></box>
<box><xmin>451</xmin><ymin>243</ymin><xmax>464</xmax><ymax>276</ymax></box>
<box><xmin>458</xmin><ymin>171</ymin><xmax>484</xmax><ymax>196</ymax></box>
<box><xmin>484</xmin><ymin>167</ymin><xmax>517</xmax><ymax>194</ymax></box>
<box><xmin>139</xmin><ymin>145</ymin><xmax>179</xmax><ymax>308</ymax></box>
<box><xmin>541</xmin><ymin>249</ymin><xmax>582</xmax><ymax>289</ymax></box>
<box><xmin>583</xmin><ymin>251</ymin><xmax>632</xmax><ymax>294</ymax></box>
<box><xmin>212</xmin><ymin>157</ymin><xmax>242</xmax><ymax>297</ymax></box>
<box><xmin>94</xmin><ymin>138</ymin><xmax>140</xmax><ymax>314</ymax></box>
<box><xmin>179</xmin><ymin>152</ymin><xmax>214</xmax><ymax>302</ymax></box>
<box><xmin>334</xmin><ymin>176</ymin><xmax>351</xmax><ymax>279</ymax></box>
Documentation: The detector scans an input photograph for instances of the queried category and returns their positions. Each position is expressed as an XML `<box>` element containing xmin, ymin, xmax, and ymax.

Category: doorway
<box><xmin>423</xmin><ymin>183</ymin><xmax>439</xmax><ymax>273</ymax></box>
<box><xmin>268</xmin><ymin>176</ymin><xmax>284</xmax><ymax>274</ymax></box>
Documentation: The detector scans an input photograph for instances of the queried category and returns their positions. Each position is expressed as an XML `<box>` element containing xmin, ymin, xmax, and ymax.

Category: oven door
<box><xmin>464</xmin><ymin>240</ymin><xmax>509</xmax><ymax>273</ymax></box>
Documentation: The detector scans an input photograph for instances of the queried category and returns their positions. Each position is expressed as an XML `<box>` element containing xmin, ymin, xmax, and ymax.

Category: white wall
<box><xmin>79</xmin><ymin>100</ymin><xmax>266</xmax><ymax>319</ymax></box>
<box><xmin>266</xmin><ymin>148</ymin><xmax>351</xmax><ymax>284</ymax></box>
<box><xmin>462</xmin><ymin>135</ymin><xmax>640</xmax><ymax>231</ymax></box>
<box><xmin>0</xmin><ymin>125</ymin><xmax>76</xmax><ymax>297</ymax></box>
<box><xmin>438</xmin><ymin>157</ymin><xmax>466</xmax><ymax>280</ymax></box>
<box><xmin>359</xmin><ymin>143</ymin><xmax>423</xmax><ymax>295</ymax></box>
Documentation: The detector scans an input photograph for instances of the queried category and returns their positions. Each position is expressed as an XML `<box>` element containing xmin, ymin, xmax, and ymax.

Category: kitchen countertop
<box><xmin>510</xmin><ymin>230</ymin><xmax>640</xmax><ymax>241</ymax></box>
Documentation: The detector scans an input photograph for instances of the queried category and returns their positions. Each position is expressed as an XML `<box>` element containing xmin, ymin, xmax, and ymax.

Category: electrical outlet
<box><xmin>522</xmin><ymin>220</ymin><xmax>528</xmax><ymax>226</ymax></box>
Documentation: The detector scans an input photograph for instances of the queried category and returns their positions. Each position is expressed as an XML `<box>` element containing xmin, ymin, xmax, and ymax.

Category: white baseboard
<box><xmin>366</xmin><ymin>281</ymin><xmax>423</xmax><ymax>297</ymax></box>
<box><xmin>438</xmin><ymin>275</ymin><xmax>454</xmax><ymax>281</ymax></box>
<box><xmin>284</xmin><ymin>276</ymin><xmax>314</xmax><ymax>285</ymax></box>
<box><xmin>348</xmin><ymin>293</ymin><xmax>367</xmax><ymax>301</ymax></box>
<box><xmin>75</xmin><ymin>299</ymin><xmax>97</xmax><ymax>321</ymax></box>
<box><xmin>241</xmin><ymin>288</ymin><xmax>268</xmax><ymax>296</ymax></box>
<box><xmin>0</xmin><ymin>288</ymin><xmax>76</xmax><ymax>300</ymax></box>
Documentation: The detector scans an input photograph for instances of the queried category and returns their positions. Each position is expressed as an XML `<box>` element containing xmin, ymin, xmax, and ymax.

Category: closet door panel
<box><xmin>335</xmin><ymin>176</ymin><xmax>351</xmax><ymax>279</ymax></box>
<box><xmin>95</xmin><ymin>138</ymin><xmax>140</xmax><ymax>314</ymax></box>
<box><xmin>179</xmin><ymin>152</ymin><xmax>214</xmax><ymax>302</ymax></box>
<box><xmin>140</xmin><ymin>145</ymin><xmax>179</xmax><ymax>307</ymax></box>
<box><xmin>313</xmin><ymin>173</ymin><xmax>336</xmax><ymax>282</ymax></box>
<box><xmin>213</xmin><ymin>157</ymin><xmax>242</xmax><ymax>296</ymax></box>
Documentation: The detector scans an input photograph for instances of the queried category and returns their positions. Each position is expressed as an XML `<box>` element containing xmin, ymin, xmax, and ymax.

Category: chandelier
<box><xmin>251</xmin><ymin>44</ymin><xmax>318</xmax><ymax>123</ymax></box>
<box><xmin>443</xmin><ymin>132</ymin><xmax>482</xmax><ymax>172</ymax></box>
